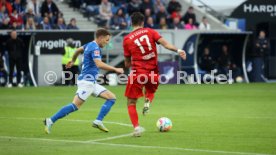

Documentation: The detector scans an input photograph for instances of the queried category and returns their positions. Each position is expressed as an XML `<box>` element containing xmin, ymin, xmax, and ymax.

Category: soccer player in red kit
<box><xmin>123</xmin><ymin>12</ymin><xmax>187</xmax><ymax>136</ymax></box>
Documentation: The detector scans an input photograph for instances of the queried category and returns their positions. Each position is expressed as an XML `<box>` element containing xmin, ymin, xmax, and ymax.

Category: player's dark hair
<box><xmin>95</xmin><ymin>28</ymin><xmax>111</xmax><ymax>38</ymax></box>
<box><xmin>131</xmin><ymin>12</ymin><xmax>145</xmax><ymax>26</ymax></box>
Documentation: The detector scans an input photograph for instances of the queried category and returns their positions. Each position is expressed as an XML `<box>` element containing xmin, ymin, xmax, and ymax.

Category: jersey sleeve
<box><xmin>123</xmin><ymin>38</ymin><xmax>131</xmax><ymax>57</ymax></box>
<box><xmin>90</xmin><ymin>45</ymin><xmax>102</xmax><ymax>60</ymax></box>
<box><xmin>82</xmin><ymin>43</ymin><xmax>87</xmax><ymax>50</ymax></box>
<box><xmin>151</xmin><ymin>29</ymin><xmax>162</xmax><ymax>42</ymax></box>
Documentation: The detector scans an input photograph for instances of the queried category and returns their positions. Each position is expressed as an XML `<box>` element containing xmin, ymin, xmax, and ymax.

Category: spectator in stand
<box><xmin>140</xmin><ymin>0</ymin><xmax>153</xmax><ymax>14</ymax></box>
<box><xmin>37</xmin><ymin>16</ymin><xmax>52</xmax><ymax>30</ymax></box>
<box><xmin>144</xmin><ymin>8</ymin><xmax>154</xmax><ymax>24</ymax></box>
<box><xmin>199</xmin><ymin>16</ymin><xmax>210</xmax><ymax>30</ymax></box>
<box><xmin>185</xmin><ymin>18</ymin><xmax>197</xmax><ymax>30</ymax></box>
<box><xmin>25</xmin><ymin>17</ymin><xmax>36</xmax><ymax>30</ymax></box>
<box><xmin>153</xmin><ymin>0</ymin><xmax>170</xmax><ymax>6</ymax></box>
<box><xmin>153</xmin><ymin>0</ymin><xmax>165</xmax><ymax>13</ymax></box>
<box><xmin>167</xmin><ymin>0</ymin><xmax>181</xmax><ymax>14</ymax></box>
<box><xmin>98</xmin><ymin>0</ymin><xmax>113</xmax><ymax>28</ymax></box>
<box><xmin>169</xmin><ymin>17</ymin><xmax>183</xmax><ymax>30</ymax></box>
<box><xmin>0</xmin><ymin>0</ymin><xmax>12</xmax><ymax>16</ymax></box>
<box><xmin>0</xmin><ymin>18</ymin><xmax>9</xmax><ymax>29</ymax></box>
<box><xmin>127</xmin><ymin>0</ymin><xmax>141</xmax><ymax>15</ymax></box>
<box><xmin>144</xmin><ymin>16</ymin><xmax>156</xmax><ymax>29</ymax></box>
<box><xmin>40</xmin><ymin>0</ymin><xmax>59</xmax><ymax>19</ymax></box>
<box><xmin>24</xmin><ymin>8</ymin><xmax>35</xmax><ymax>22</ymax></box>
<box><xmin>156</xmin><ymin>17</ymin><xmax>168</xmax><ymax>29</ymax></box>
<box><xmin>85</xmin><ymin>0</ymin><xmax>101</xmax><ymax>21</ymax></box>
<box><xmin>57</xmin><ymin>12</ymin><xmax>64</xmax><ymax>20</ymax></box>
<box><xmin>9</xmin><ymin>9</ymin><xmax>24</xmax><ymax>29</ymax></box>
<box><xmin>110</xmin><ymin>0</ymin><xmax>127</xmax><ymax>12</ymax></box>
<box><xmin>66</xmin><ymin>18</ymin><xmax>79</xmax><ymax>30</ymax></box>
<box><xmin>10</xmin><ymin>21</ymin><xmax>23</xmax><ymax>29</ymax></box>
<box><xmin>182</xmin><ymin>6</ymin><xmax>197</xmax><ymax>26</ymax></box>
<box><xmin>155</xmin><ymin>5</ymin><xmax>167</xmax><ymax>25</ymax></box>
<box><xmin>54</xmin><ymin>17</ymin><xmax>66</xmax><ymax>30</ymax></box>
<box><xmin>47</xmin><ymin>12</ymin><xmax>56</xmax><ymax>25</ymax></box>
<box><xmin>0</xmin><ymin>5</ymin><xmax>9</xmax><ymax>26</ymax></box>
<box><xmin>110</xmin><ymin>8</ymin><xmax>127</xmax><ymax>30</ymax></box>
<box><xmin>26</xmin><ymin>0</ymin><xmax>41</xmax><ymax>21</ymax></box>
<box><xmin>170</xmin><ymin>10</ymin><xmax>181</xmax><ymax>21</ymax></box>
<box><xmin>6</xmin><ymin>30</ymin><xmax>25</xmax><ymax>87</ymax></box>
<box><xmin>12</xmin><ymin>0</ymin><xmax>25</xmax><ymax>15</ymax></box>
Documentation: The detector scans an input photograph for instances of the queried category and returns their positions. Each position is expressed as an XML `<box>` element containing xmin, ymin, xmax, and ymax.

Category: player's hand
<box><xmin>66</xmin><ymin>60</ymin><xmax>74</xmax><ymax>69</ymax></box>
<box><xmin>178</xmin><ymin>49</ymin><xmax>187</xmax><ymax>60</ymax></box>
<box><xmin>115</xmin><ymin>68</ymin><xmax>124</xmax><ymax>74</ymax></box>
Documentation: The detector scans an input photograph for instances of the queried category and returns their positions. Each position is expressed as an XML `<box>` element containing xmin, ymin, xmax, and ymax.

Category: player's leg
<box><xmin>44</xmin><ymin>80</ymin><xmax>93</xmax><ymax>134</ymax></box>
<box><xmin>44</xmin><ymin>96</ymin><xmax>83</xmax><ymax>134</ymax></box>
<box><xmin>143</xmin><ymin>73</ymin><xmax>159</xmax><ymax>115</ymax></box>
<box><xmin>8</xmin><ymin>58</ymin><xmax>15</xmax><ymax>87</ymax></box>
<box><xmin>91</xmin><ymin>84</ymin><xmax>116</xmax><ymax>132</ymax></box>
<box><xmin>15</xmin><ymin>59</ymin><xmax>22</xmax><ymax>87</ymax></box>
<box><xmin>127</xmin><ymin>98</ymin><xmax>139</xmax><ymax>128</ymax></box>
<box><xmin>127</xmin><ymin>98</ymin><xmax>145</xmax><ymax>137</ymax></box>
<box><xmin>125</xmin><ymin>75</ymin><xmax>144</xmax><ymax>136</ymax></box>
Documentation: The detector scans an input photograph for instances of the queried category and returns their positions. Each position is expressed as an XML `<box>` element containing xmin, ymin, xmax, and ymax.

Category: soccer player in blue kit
<box><xmin>44</xmin><ymin>29</ymin><xmax>124</xmax><ymax>134</ymax></box>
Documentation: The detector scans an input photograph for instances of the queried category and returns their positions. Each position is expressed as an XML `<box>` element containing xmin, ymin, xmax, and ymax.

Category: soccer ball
<box><xmin>156</xmin><ymin>117</ymin><xmax>172</xmax><ymax>132</ymax></box>
<box><xmin>235</xmin><ymin>76</ymin><xmax>243</xmax><ymax>83</ymax></box>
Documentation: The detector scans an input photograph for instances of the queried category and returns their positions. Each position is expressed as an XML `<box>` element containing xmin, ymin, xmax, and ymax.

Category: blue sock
<box><xmin>50</xmin><ymin>103</ymin><xmax>78</xmax><ymax>123</ymax></box>
<box><xmin>96</xmin><ymin>99</ymin><xmax>116</xmax><ymax>121</ymax></box>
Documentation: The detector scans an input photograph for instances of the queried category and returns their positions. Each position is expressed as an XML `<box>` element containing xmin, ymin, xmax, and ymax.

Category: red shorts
<box><xmin>125</xmin><ymin>71</ymin><xmax>159</xmax><ymax>99</ymax></box>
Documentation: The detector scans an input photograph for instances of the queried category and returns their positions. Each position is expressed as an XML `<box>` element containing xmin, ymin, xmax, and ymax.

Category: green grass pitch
<box><xmin>0</xmin><ymin>84</ymin><xmax>276</xmax><ymax>155</ymax></box>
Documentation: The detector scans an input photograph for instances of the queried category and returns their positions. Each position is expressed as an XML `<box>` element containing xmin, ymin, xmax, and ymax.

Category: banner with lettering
<box><xmin>34</xmin><ymin>31</ymin><xmax>95</xmax><ymax>54</ymax></box>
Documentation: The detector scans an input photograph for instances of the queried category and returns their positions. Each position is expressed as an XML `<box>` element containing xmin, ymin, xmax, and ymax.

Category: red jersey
<box><xmin>123</xmin><ymin>28</ymin><xmax>162</xmax><ymax>73</ymax></box>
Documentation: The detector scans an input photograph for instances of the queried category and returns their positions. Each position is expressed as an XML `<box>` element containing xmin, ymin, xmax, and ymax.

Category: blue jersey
<box><xmin>78</xmin><ymin>41</ymin><xmax>102</xmax><ymax>82</ymax></box>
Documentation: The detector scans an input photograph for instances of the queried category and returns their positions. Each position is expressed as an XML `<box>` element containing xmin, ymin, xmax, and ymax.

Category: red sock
<box><xmin>128</xmin><ymin>104</ymin><xmax>139</xmax><ymax>128</ymax></box>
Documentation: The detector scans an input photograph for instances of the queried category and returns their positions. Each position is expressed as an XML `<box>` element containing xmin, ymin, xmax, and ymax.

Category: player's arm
<box><xmin>94</xmin><ymin>59</ymin><xmax>124</xmax><ymax>74</ymax></box>
<box><xmin>66</xmin><ymin>47</ymin><xmax>84</xmax><ymax>68</ymax></box>
<box><xmin>157</xmin><ymin>38</ymin><xmax>187</xmax><ymax>60</ymax></box>
<box><xmin>124</xmin><ymin>56</ymin><xmax>131</xmax><ymax>68</ymax></box>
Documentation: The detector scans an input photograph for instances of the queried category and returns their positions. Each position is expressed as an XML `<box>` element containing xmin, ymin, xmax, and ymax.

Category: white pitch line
<box><xmin>0</xmin><ymin>116</ymin><xmax>132</xmax><ymax>127</ymax></box>
<box><xmin>87</xmin><ymin>133</ymin><xmax>134</xmax><ymax>142</ymax></box>
<box><xmin>0</xmin><ymin>116</ymin><xmax>273</xmax><ymax>155</ymax></box>
<box><xmin>0</xmin><ymin>116</ymin><xmax>134</xmax><ymax>142</ymax></box>
<box><xmin>93</xmin><ymin>142</ymin><xmax>271</xmax><ymax>155</ymax></box>
<box><xmin>103</xmin><ymin>121</ymin><xmax>132</xmax><ymax>127</ymax></box>
<box><xmin>0</xmin><ymin>136</ymin><xmax>270</xmax><ymax>155</ymax></box>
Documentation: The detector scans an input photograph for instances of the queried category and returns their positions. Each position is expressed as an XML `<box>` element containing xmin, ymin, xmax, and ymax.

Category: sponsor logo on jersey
<box><xmin>142</xmin><ymin>52</ymin><xmax>156</xmax><ymax>60</ymax></box>
<box><xmin>94</xmin><ymin>50</ymin><xmax>100</xmax><ymax>56</ymax></box>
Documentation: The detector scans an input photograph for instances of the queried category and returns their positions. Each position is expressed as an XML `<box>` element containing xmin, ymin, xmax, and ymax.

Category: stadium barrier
<box><xmin>0</xmin><ymin>30</ymin><xmax>252</xmax><ymax>86</ymax></box>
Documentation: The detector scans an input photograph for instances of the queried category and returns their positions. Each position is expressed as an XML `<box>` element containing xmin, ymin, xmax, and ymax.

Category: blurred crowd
<box><xmin>0</xmin><ymin>0</ymin><xmax>212</xmax><ymax>31</ymax></box>
<box><xmin>0</xmin><ymin>0</ymin><xmax>79</xmax><ymax>30</ymax></box>
<box><xmin>68</xmin><ymin>0</ymin><xmax>211</xmax><ymax>30</ymax></box>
